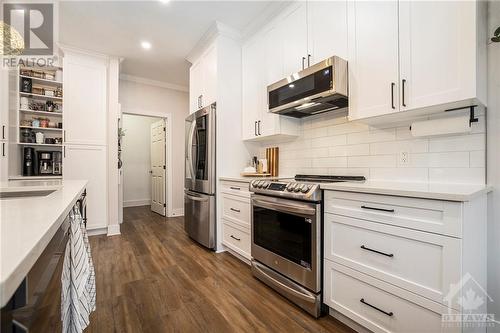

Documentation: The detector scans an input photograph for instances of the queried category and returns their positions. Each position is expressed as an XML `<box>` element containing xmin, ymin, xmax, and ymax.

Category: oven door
<box><xmin>251</xmin><ymin>194</ymin><xmax>321</xmax><ymax>292</ymax></box>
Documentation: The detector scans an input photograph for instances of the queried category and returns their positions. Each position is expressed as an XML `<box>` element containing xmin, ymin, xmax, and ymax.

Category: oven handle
<box><xmin>252</xmin><ymin>198</ymin><xmax>317</xmax><ymax>217</ymax></box>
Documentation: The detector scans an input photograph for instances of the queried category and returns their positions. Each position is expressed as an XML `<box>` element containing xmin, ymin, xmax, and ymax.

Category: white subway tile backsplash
<box><xmin>370</xmin><ymin>168</ymin><xmax>429</xmax><ymax>182</ymax></box>
<box><xmin>429</xmin><ymin>134</ymin><xmax>485</xmax><ymax>152</ymax></box>
<box><xmin>370</xmin><ymin>140</ymin><xmax>428</xmax><ymax>155</ymax></box>
<box><xmin>329</xmin><ymin>144</ymin><xmax>369</xmax><ymax>157</ymax></box>
<box><xmin>261</xmin><ymin>112</ymin><xmax>485</xmax><ymax>185</ymax></box>
<box><xmin>429</xmin><ymin>168</ymin><xmax>485</xmax><ymax>184</ymax></box>
<box><xmin>348</xmin><ymin>155</ymin><xmax>397</xmax><ymax>168</ymax></box>
<box><xmin>347</xmin><ymin>128</ymin><xmax>396</xmax><ymax>144</ymax></box>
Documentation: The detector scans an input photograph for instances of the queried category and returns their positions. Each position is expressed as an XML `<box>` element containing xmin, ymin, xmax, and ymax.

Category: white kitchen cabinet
<box><xmin>64</xmin><ymin>144</ymin><xmax>108</xmax><ymax>230</ymax></box>
<box><xmin>189</xmin><ymin>44</ymin><xmax>217</xmax><ymax>113</ymax></box>
<box><xmin>348</xmin><ymin>0</ymin><xmax>486</xmax><ymax>122</ymax></box>
<box><xmin>347</xmin><ymin>0</ymin><xmax>400</xmax><ymax>120</ymax></box>
<box><xmin>63</xmin><ymin>52</ymin><xmax>107</xmax><ymax>145</ymax></box>
<box><xmin>398</xmin><ymin>0</ymin><xmax>485</xmax><ymax>111</ymax></box>
<box><xmin>307</xmin><ymin>0</ymin><xmax>348</xmax><ymax>64</ymax></box>
<box><xmin>323</xmin><ymin>189</ymin><xmax>487</xmax><ymax>332</ymax></box>
<box><xmin>281</xmin><ymin>2</ymin><xmax>308</xmax><ymax>75</ymax></box>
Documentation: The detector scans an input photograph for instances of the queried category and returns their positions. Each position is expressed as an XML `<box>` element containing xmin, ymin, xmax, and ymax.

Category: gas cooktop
<box><xmin>249</xmin><ymin>175</ymin><xmax>366</xmax><ymax>202</ymax></box>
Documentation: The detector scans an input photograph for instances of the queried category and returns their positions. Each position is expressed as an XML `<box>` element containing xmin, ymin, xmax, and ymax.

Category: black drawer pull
<box><xmin>230</xmin><ymin>235</ymin><xmax>241</xmax><ymax>241</ymax></box>
<box><xmin>361</xmin><ymin>205</ymin><xmax>395</xmax><ymax>213</ymax></box>
<box><xmin>360</xmin><ymin>298</ymin><xmax>393</xmax><ymax>317</ymax></box>
<box><xmin>361</xmin><ymin>245</ymin><xmax>394</xmax><ymax>258</ymax></box>
<box><xmin>230</xmin><ymin>186</ymin><xmax>241</xmax><ymax>190</ymax></box>
<box><xmin>230</xmin><ymin>208</ymin><xmax>240</xmax><ymax>213</ymax></box>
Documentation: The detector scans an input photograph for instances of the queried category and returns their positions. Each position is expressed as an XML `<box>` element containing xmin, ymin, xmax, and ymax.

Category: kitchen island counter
<box><xmin>0</xmin><ymin>179</ymin><xmax>87</xmax><ymax>307</ymax></box>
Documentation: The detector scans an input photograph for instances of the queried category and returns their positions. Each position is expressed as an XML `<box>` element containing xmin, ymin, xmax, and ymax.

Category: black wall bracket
<box><xmin>445</xmin><ymin>105</ymin><xmax>479</xmax><ymax>126</ymax></box>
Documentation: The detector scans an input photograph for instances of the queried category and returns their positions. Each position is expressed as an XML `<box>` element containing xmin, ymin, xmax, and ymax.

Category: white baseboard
<box><xmin>87</xmin><ymin>227</ymin><xmax>108</xmax><ymax>236</ymax></box>
<box><xmin>123</xmin><ymin>199</ymin><xmax>150</xmax><ymax>207</ymax></box>
<box><xmin>170</xmin><ymin>208</ymin><xmax>184</xmax><ymax>217</ymax></box>
<box><xmin>107</xmin><ymin>224</ymin><xmax>121</xmax><ymax>236</ymax></box>
<box><xmin>329</xmin><ymin>308</ymin><xmax>371</xmax><ymax>333</ymax></box>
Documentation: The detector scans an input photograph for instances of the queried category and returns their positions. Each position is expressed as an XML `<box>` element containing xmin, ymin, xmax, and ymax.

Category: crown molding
<box><xmin>119</xmin><ymin>74</ymin><xmax>188</xmax><ymax>93</ymax></box>
<box><xmin>186</xmin><ymin>21</ymin><xmax>242</xmax><ymax>64</ymax></box>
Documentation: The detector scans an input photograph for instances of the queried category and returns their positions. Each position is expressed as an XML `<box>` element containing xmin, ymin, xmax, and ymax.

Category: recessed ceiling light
<box><xmin>141</xmin><ymin>41</ymin><xmax>152</xmax><ymax>50</ymax></box>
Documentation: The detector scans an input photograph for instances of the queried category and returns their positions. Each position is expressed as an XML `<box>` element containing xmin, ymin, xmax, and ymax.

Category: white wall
<box><xmin>260</xmin><ymin>110</ymin><xmax>486</xmax><ymax>185</ymax></box>
<box><xmin>487</xmin><ymin>2</ymin><xmax>500</xmax><ymax>330</ymax></box>
<box><xmin>119</xmin><ymin>78</ymin><xmax>189</xmax><ymax>215</ymax></box>
<box><xmin>122</xmin><ymin>114</ymin><xmax>159</xmax><ymax>207</ymax></box>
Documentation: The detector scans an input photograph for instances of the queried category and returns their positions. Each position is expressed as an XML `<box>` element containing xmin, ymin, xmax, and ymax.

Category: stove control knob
<box><xmin>262</xmin><ymin>182</ymin><xmax>270</xmax><ymax>189</ymax></box>
<box><xmin>258</xmin><ymin>181</ymin><xmax>264</xmax><ymax>188</ymax></box>
<box><xmin>286</xmin><ymin>183</ymin><xmax>294</xmax><ymax>191</ymax></box>
<box><xmin>251</xmin><ymin>180</ymin><xmax>258</xmax><ymax>188</ymax></box>
<box><xmin>294</xmin><ymin>184</ymin><xmax>303</xmax><ymax>192</ymax></box>
<box><xmin>301</xmin><ymin>185</ymin><xmax>310</xmax><ymax>193</ymax></box>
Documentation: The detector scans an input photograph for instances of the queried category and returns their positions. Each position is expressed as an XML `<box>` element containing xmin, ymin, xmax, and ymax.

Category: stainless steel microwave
<box><xmin>267</xmin><ymin>56</ymin><xmax>348</xmax><ymax>118</ymax></box>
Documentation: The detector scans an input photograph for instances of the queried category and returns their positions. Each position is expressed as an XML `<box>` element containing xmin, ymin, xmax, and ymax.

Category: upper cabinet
<box><xmin>347</xmin><ymin>1</ymin><xmax>400</xmax><ymax>120</ymax></box>
<box><xmin>63</xmin><ymin>52</ymin><xmax>108</xmax><ymax>145</ymax></box>
<box><xmin>348</xmin><ymin>0</ymin><xmax>486</xmax><ymax>121</ymax></box>
<box><xmin>242</xmin><ymin>1</ymin><xmax>348</xmax><ymax>141</ymax></box>
<box><xmin>189</xmin><ymin>44</ymin><xmax>217</xmax><ymax>113</ymax></box>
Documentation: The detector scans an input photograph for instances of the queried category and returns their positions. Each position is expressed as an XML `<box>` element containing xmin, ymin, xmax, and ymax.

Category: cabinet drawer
<box><xmin>324</xmin><ymin>190</ymin><xmax>462</xmax><ymax>237</ymax></box>
<box><xmin>222</xmin><ymin>221</ymin><xmax>251</xmax><ymax>259</ymax></box>
<box><xmin>324</xmin><ymin>213</ymin><xmax>460</xmax><ymax>308</ymax></box>
<box><xmin>324</xmin><ymin>261</ymin><xmax>458</xmax><ymax>333</ymax></box>
<box><xmin>221</xmin><ymin>193</ymin><xmax>250</xmax><ymax>226</ymax></box>
<box><xmin>220</xmin><ymin>181</ymin><xmax>251</xmax><ymax>198</ymax></box>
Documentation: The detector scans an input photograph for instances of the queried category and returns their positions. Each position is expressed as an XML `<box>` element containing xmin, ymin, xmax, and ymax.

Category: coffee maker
<box><xmin>38</xmin><ymin>152</ymin><xmax>53</xmax><ymax>175</ymax></box>
<box><xmin>22</xmin><ymin>147</ymin><xmax>36</xmax><ymax>176</ymax></box>
<box><xmin>52</xmin><ymin>151</ymin><xmax>62</xmax><ymax>175</ymax></box>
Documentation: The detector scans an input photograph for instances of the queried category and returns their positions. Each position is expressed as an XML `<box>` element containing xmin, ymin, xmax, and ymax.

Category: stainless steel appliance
<box><xmin>22</xmin><ymin>147</ymin><xmax>36</xmax><ymax>176</ymax></box>
<box><xmin>38</xmin><ymin>152</ymin><xmax>53</xmax><ymax>175</ymax></box>
<box><xmin>267</xmin><ymin>56</ymin><xmax>348</xmax><ymax>118</ymax></box>
<box><xmin>184</xmin><ymin>104</ymin><xmax>216</xmax><ymax>249</ymax></box>
<box><xmin>250</xmin><ymin>175</ymin><xmax>365</xmax><ymax>317</ymax></box>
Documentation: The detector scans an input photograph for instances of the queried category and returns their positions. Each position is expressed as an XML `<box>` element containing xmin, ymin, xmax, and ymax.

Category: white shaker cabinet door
<box><xmin>189</xmin><ymin>60</ymin><xmax>203</xmax><ymax>113</ymax></box>
<box><xmin>307</xmin><ymin>0</ymin><xmax>348</xmax><ymax>64</ymax></box>
<box><xmin>347</xmin><ymin>1</ymin><xmax>400</xmax><ymax>120</ymax></box>
<box><xmin>201</xmin><ymin>44</ymin><xmax>217</xmax><ymax>108</ymax></box>
<box><xmin>63</xmin><ymin>53</ymin><xmax>107</xmax><ymax>145</ymax></box>
<box><xmin>241</xmin><ymin>38</ymin><xmax>262</xmax><ymax>140</ymax></box>
<box><xmin>281</xmin><ymin>2</ymin><xmax>308</xmax><ymax>76</ymax></box>
<box><xmin>399</xmin><ymin>1</ymin><xmax>479</xmax><ymax>111</ymax></box>
<box><xmin>64</xmin><ymin>144</ymin><xmax>108</xmax><ymax>230</ymax></box>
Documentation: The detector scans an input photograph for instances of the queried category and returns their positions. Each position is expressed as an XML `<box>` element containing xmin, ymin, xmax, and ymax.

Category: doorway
<box><xmin>121</xmin><ymin>113</ymin><xmax>171</xmax><ymax>217</ymax></box>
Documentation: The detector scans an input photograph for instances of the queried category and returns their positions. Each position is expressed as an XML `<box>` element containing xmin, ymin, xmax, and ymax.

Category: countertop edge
<box><xmin>0</xmin><ymin>180</ymin><xmax>87</xmax><ymax>307</ymax></box>
<box><xmin>320</xmin><ymin>183</ymin><xmax>493</xmax><ymax>202</ymax></box>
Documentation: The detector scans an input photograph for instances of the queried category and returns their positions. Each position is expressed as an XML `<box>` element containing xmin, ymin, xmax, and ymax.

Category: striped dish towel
<box><xmin>61</xmin><ymin>205</ymin><xmax>96</xmax><ymax>333</ymax></box>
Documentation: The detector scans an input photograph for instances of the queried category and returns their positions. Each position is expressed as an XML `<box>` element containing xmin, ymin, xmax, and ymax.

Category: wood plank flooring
<box><xmin>31</xmin><ymin>205</ymin><xmax>354</xmax><ymax>333</ymax></box>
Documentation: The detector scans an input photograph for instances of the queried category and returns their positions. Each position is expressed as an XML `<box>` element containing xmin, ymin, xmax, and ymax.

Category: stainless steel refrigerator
<box><xmin>184</xmin><ymin>104</ymin><xmax>216</xmax><ymax>249</ymax></box>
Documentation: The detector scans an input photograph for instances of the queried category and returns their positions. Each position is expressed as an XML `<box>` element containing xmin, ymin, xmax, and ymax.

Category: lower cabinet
<box><xmin>64</xmin><ymin>145</ymin><xmax>108</xmax><ymax>230</ymax></box>
<box><xmin>219</xmin><ymin>180</ymin><xmax>252</xmax><ymax>262</ymax></box>
<box><xmin>323</xmin><ymin>190</ymin><xmax>487</xmax><ymax>333</ymax></box>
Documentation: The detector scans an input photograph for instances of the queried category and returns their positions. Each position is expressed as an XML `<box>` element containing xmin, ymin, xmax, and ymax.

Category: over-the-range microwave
<box><xmin>267</xmin><ymin>56</ymin><xmax>348</xmax><ymax>118</ymax></box>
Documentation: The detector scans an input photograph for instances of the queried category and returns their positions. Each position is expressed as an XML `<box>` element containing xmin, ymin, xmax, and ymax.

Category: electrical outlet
<box><xmin>399</xmin><ymin>151</ymin><xmax>410</xmax><ymax>166</ymax></box>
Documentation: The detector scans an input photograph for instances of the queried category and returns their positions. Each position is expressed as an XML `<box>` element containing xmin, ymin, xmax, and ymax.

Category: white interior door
<box><xmin>150</xmin><ymin>119</ymin><xmax>166</xmax><ymax>216</ymax></box>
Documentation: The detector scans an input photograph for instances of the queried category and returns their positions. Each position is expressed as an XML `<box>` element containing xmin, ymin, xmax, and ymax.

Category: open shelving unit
<box><xmin>9</xmin><ymin>65</ymin><xmax>64</xmax><ymax>180</ymax></box>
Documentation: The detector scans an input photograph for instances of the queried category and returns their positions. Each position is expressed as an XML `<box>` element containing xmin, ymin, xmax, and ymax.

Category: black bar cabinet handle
<box><xmin>229</xmin><ymin>186</ymin><xmax>241</xmax><ymax>190</ymax></box>
<box><xmin>2</xmin><ymin>125</ymin><xmax>5</xmax><ymax>140</ymax></box>
<box><xmin>254</xmin><ymin>121</ymin><xmax>258</xmax><ymax>136</ymax></box>
<box><xmin>360</xmin><ymin>298</ymin><xmax>394</xmax><ymax>317</ymax></box>
<box><xmin>2</xmin><ymin>142</ymin><xmax>5</xmax><ymax>157</ymax></box>
<box><xmin>391</xmin><ymin>82</ymin><xmax>396</xmax><ymax>109</ymax></box>
<box><xmin>258</xmin><ymin>120</ymin><xmax>261</xmax><ymax>135</ymax></box>
<box><xmin>302</xmin><ymin>56</ymin><xmax>306</xmax><ymax>70</ymax></box>
<box><xmin>360</xmin><ymin>245</ymin><xmax>394</xmax><ymax>258</ymax></box>
<box><xmin>361</xmin><ymin>205</ymin><xmax>395</xmax><ymax>213</ymax></box>
<box><xmin>230</xmin><ymin>208</ymin><xmax>240</xmax><ymax>213</ymax></box>
<box><xmin>307</xmin><ymin>54</ymin><xmax>311</xmax><ymax>67</ymax></box>
<box><xmin>230</xmin><ymin>235</ymin><xmax>241</xmax><ymax>241</ymax></box>
<box><xmin>402</xmin><ymin>79</ymin><xmax>407</xmax><ymax>107</ymax></box>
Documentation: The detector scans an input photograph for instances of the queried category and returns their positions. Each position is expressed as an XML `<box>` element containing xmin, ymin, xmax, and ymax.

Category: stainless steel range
<box><xmin>249</xmin><ymin>175</ymin><xmax>365</xmax><ymax>317</ymax></box>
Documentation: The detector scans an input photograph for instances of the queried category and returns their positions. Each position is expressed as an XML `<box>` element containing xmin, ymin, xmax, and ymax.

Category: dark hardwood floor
<box><xmin>32</xmin><ymin>205</ymin><xmax>354</xmax><ymax>333</ymax></box>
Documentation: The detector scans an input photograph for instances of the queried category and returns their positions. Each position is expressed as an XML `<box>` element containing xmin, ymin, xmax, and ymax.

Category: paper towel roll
<box><xmin>410</xmin><ymin>115</ymin><xmax>471</xmax><ymax>137</ymax></box>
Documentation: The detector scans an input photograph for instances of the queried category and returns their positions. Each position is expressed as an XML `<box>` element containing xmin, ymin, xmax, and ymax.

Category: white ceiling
<box><xmin>59</xmin><ymin>1</ymin><xmax>276</xmax><ymax>88</ymax></box>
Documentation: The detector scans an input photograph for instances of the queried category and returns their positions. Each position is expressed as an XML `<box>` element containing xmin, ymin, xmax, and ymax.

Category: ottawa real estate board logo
<box><xmin>1</xmin><ymin>3</ymin><xmax>54</xmax><ymax>67</ymax></box>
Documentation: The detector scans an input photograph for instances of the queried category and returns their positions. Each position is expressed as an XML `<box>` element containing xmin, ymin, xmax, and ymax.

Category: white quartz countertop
<box><xmin>0</xmin><ymin>179</ymin><xmax>87</xmax><ymax>307</ymax></box>
<box><xmin>320</xmin><ymin>180</ymin><xmax>492</xmax><ymax>202</ymax></box>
